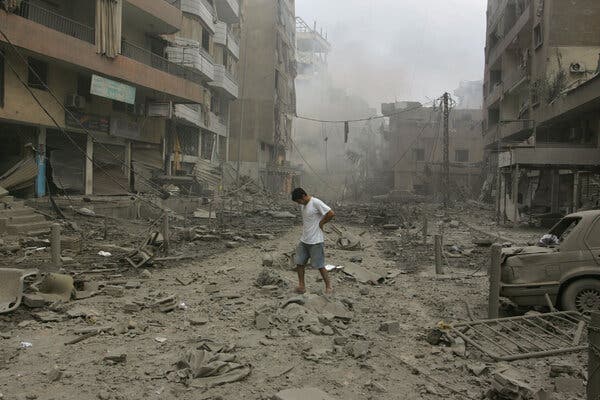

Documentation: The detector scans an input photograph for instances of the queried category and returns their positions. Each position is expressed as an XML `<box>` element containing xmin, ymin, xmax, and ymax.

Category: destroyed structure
<box><xmin>228</xmin><ymin>0</ymin><xmax>299</xmax><ymax>193</ymax></box>
<box><xmin>483</xmin><ymin>0</ymin><xmax>600</xmax><ymax>223</ymax></box>
<box><xmin>381</xmin><ymin>102</ymin><xmax>484</xmax><ymax>199</ymax></box>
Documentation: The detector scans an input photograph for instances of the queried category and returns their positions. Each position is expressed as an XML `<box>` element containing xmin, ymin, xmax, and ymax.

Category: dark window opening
<box><xmin>455</xmin><ymin>149</ymin><xmax>469</xmax><ymax>162</ymax></box>
<box><xmin>77</xmin><ymin>74</ymin><xmax>91</xmax><ymax>100</ymax></box>
<box><xmin>112</xmin><ymin>100</ymin><xmax>134</xmax><ymax>113</ymax></box>
<box><xmin>534</xmin><ymin>24</ymin><xmax>543</xmax><ymax>49</ymax></box>
<box><xmin>202</xmin><ymin>26</ymin><xmax>210</xmax><ymax>52</ymax></box>
<box><xmin>488</xmin><ymin>108</ymin><xmax>500</xmax><ymax>126</ymax></box>
<box><xmin>413</xmin><ymin>148</ymin><xmax>425</xmax><ymax>162</ymax></box>
<box><xmin>0</xmin><ymin>50</ymin><xmax>4</xmax><ymax>108</ymax></box>
<box><xmin>27</xmin><ymin>57</ymin><xmax>48</xmax><ymax>90</ymax></box>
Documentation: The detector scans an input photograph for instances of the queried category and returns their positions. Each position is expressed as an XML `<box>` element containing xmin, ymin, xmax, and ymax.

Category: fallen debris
<box><xmin>172</xmin><ymin>349</ymin><xmax>251</xmax><ymax>388</ymax></box>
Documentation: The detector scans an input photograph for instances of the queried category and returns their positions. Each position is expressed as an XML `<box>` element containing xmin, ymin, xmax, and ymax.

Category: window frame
<box><xmin>27</xmin><ymin>57</ymin><xmax>49</xmax><ymax>91</ymax></box>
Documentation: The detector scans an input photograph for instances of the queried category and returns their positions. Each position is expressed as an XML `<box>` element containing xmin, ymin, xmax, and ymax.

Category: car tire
<box><xmin>561</xmin><ymin>278</ymin><xmax>600</xmax><ymax>313</ymax></box>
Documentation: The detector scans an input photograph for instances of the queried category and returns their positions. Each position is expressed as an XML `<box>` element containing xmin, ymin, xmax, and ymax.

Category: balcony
<box><xmin>201</xmin><ymin>112</ymin><xmax>227</xmax><ymax>136</ymax></box>
<box><xmin>210</xmin><ymin>65</ymin><xmax>239</xmax><ymax>99</ymax></box>
<box><xmin>214</xmin><ymin>22</ymin><xmax>240</xmax><ymax>59</ymax></box>
<box><xmin>503</xmin><ymin>66</ymin><xmax>530</xmax><ymax>94</ymax></box>
<box><xmin>175</xmin><ymin>104</ymin><xmax>202</xmax><ymax>127</ymax></box>
<box><xmin>16</xmin><ymin>1</ymin><xmax>94</xmax><ymax>44</ymax></box>
<box><xmin>123</xmin><ymin>0</ymin><xmax>182</xmax><ymax>34</ymax></box>
<box><xmin>499</xmin><ymin>146</ymin><xmax>600</xmax><ymax>168</ymax></box>
<box><xmin>121</xmin><ymin>40</ymin><xmax>204</xmax><ymax>84</ymax></box>
<box><xmin>164</xmin><ymin>44</ymin><xmax>215</xmax><ymax>81</ymax></box>
<box><xmin>4</xmin><ymin>5</ymin><xmax>203</xmax><ymax>104</ymax></box>
<box><xmin>227</xmin><ymin>30</ymin><xmax>240</xmax><ymax>59</ymax></box>
<box><xmin>486</xmin><ymin>82</ymin><xmax>503</xmax><ymax>106</ymax></box>
<box><xmin>181</xmin><ymin>0</ymin><xmax>216</xmax><ymax>32</ymax></box>
<box><xmin>215</xmin><ymin>0</ymin><xmax>240</xmax><ymax>24</ymax></box>
<box><xmin>487</xmin><ymin>4</ymin><xmax>531</xmax><ymax>66</ymax></box>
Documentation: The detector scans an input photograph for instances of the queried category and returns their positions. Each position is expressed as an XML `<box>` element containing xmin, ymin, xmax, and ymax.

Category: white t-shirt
<box><xmin>300</xmin><ymin>197</ymin><xmax>332</xmax><ymax>244</ymax></box>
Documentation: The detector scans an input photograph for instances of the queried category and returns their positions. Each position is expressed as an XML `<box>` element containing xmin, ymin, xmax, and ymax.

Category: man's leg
<box><xmin>319</xmin><ymin>268</ymin><xmax>333</xmax><ymax>295</ymax></box>
<box><xmin>294</xmin><ymin>242</ymin><xmax>309</xmax><ymax>294</ymax></box>
<box><xmin>296</xmin><ymin>265</ymin><xmax>306</xmax><ymax>294</ymax></box>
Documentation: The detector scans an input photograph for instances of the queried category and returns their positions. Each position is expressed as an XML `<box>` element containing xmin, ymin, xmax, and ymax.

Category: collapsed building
<box><xmin>483</xmin><ymin>0</ymin><xmax>600</xmax><ymax>224</ymax></box>
<box><xmin>0</xmin><ymin>0</ymin><xmax>240</xmax><ymax>198</ymax></box>
<box><xmin>228</xmin><ymin>0</ymin><xmax>299</xmax><ymax>194</ymax></box>
<box><xmin>381</xmin><ymin>102</ymin><xmax>484</xmax><ymax>199</ymax></box>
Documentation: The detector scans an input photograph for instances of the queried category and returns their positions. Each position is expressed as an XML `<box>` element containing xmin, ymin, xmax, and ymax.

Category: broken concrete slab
<box><xmin>304</xmin><ymin>295</ymin><xmax>353</xmax><ymax>321</ymax></box>
<box><xmin>341</xmin><ymin>264</ymin><xmax>385</xmax><ymax>285</ymax></box>
<box><xmin>379</xmin><ymin>321</ymin><xmax>400</xmax><ymax>334</ymax></box>
<box><xmin>273</xmin><ymin>388</ymin><xmax>337</xmax><ymax>400</ymax></box>
<box><xmin>553</xmin><ymin>376</ymin><xmax>584</xmax><ymax>394</ymax></box>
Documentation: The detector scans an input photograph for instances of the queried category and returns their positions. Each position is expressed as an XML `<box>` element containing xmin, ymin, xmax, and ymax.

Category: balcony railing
<box><xmin>16</xmin><ymin>1</ymin><xmax>95</xmax><ymax>44</ymax></box>
<box><xmin>121</xmin><ymin>40</ymin><xmax>204</xmax><ymax>84</ymax></box>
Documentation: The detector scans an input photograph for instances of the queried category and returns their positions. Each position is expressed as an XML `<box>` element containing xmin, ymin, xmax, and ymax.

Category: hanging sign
<box><xmin>90</xmin><ymin>74</ymin><xmax>136</xmax><ymax>105</ymax></box>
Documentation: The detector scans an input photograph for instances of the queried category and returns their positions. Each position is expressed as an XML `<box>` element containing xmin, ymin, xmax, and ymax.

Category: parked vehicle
<box><xmin>500</xmin><ymin>210</ymin><xmax>600</xmax><ymax>313</ymax></box>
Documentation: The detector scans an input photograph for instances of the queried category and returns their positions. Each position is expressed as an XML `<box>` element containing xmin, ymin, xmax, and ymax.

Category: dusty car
<box><xmin>500</xmin><ymin>210</ymin><xmax>600</xmax><ymax>313</ymax></box>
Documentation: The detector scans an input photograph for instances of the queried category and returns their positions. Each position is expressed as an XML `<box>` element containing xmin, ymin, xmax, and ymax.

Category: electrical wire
<box><xmin>0</xmin><ymin>27</ymin><xmax>169</xmax><ymax>199</ymax></box>
<box><xmin>294</xmin><ymin>100</ymin><xmax>435</xmax><ymax>124</ymax></box>
<box><xmin>0</xmin><ymin>40</ymin><xmax>163</xmax><ymax>210</ymax></box>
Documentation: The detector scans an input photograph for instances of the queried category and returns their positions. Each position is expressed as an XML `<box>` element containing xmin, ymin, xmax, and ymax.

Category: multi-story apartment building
<box><xmin>0</xmin><ymin>0</ymin><xmax>239</xmax><ymax>198</ymax></box>
<box><xmin>228</xmin><ymin>0</ymin><xmax>297</xmax><ymax>193</ymax></box>
<box><xmin>382</xmin><ymin>102</ymin><xmax>483</xmax><ymax>198</ymax></box>
<box><xmin>483</xmin><ymin>0</ymin><xmax>600</xmax><ymax>223</ymax></box>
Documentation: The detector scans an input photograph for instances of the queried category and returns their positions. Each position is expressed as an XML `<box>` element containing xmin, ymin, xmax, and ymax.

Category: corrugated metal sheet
<box><xmin>93</xmin><ymin>144</ymin><xmax>128</xmax><ymax>195</ymax></box>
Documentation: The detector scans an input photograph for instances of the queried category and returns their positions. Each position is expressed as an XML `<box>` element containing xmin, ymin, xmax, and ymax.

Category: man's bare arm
<box><xmin>319</xmin><ymin>210</ymin><xmax>335</xmax><ymax>230</ymax></box>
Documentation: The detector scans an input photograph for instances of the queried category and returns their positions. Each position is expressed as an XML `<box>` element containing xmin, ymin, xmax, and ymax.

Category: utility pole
<box><xmin>442</xmin><ymin>92</ymin><xmax>450</xmax><ymax>209</ymax></box>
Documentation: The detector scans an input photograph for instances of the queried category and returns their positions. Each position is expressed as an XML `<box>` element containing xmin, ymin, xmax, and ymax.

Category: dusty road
<box><xmin>0</xmin><ymin>212</ymin><xmax>588</xmax><ymax>400</ymax></box>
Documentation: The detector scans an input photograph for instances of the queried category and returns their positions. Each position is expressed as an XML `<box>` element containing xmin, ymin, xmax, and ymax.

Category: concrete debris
<box><xmin>256</xmin><ymin>268</ymin><xmax>287</xmax><ymax>288</ymax></box>
<box><xmin>486</xmin><ymin>368</ymin><xmax>535</xmax><ymax>400</ymax></box>
<box><xmin>379</xmin><ymin>320</ymin><xmax>400</xmax><ymax>334</ymax></box>
<box><xmin>553</xmin><ymin>376</ymin><xmax>584</xmax><ymax>394</ymax></box>
<box><xmin>341</xmin><ymin>264</ymin><xmax>385</xmax><ymax>285</ymax></box>
<box><xmin>34</xmin><ymin>273</ymin><xmax>74</xmax><ymax>303</ymax></box>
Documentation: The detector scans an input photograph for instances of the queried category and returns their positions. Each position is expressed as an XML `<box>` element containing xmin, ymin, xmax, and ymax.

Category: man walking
<box><xmin>291</xmin><ymin>188</ymin><xmax>335</xmax><ymax>294</ymax></box>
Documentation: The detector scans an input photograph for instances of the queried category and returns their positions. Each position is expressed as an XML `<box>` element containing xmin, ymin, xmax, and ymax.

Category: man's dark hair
<box><xmin>291</xmin><ymin>187</ymin><xmax>307</xmax><ymax>201</ymax></box>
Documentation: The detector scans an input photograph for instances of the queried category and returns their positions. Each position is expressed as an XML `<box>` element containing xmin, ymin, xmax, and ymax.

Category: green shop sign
<box><xmin>90</xmin><ymin>74</ymin><xmax>136</xmax><ymax>105</ymax></box>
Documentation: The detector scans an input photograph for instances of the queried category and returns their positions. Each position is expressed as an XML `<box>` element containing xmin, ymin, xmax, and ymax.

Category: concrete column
<box><xmin>512</xmin><ymin>164</ymin><xmax>519</xmax><ymax>226</ymax></box>
<box><xmin>85</xmin><ymin>135</ymin><xmax>93</xmax><ymax>195</ymax></box>
<box><xmin>36</xmin><ymin>127</ymin><xmax>47</xmax><ymax>197</ymax></box>
<box><xmin>573</xmin><ymin>171</ymin><xmax>580</xmax><ymax>213</ymax></box>
<box><xmin>198</xmin><ymin>129</ymin><xmax>203</xmax><ymax>159</ymax></box>
<box><xmin>550</xmin><ymin>169</ymin><xmax>560</xmax><ymax>213</ymax></box>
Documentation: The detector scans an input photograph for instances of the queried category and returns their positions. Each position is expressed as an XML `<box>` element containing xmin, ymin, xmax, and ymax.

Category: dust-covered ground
<box><xmin>0</xmin><ymin>204</ymin><xmax>589</xmax><ymax>400</ymax></box>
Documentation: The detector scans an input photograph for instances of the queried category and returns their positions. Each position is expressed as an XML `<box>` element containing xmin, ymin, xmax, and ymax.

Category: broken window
<box><xmin>455</xmin><ymin>149</ymin><xmax>469</xmax><ymax>162</ymax></box>
<box><xmin>27</xmin><ymin>57</ymin><xmax>48</xmax><ymax>90</ymax></box>
<box><xmin>549</xmin><ymin>217</ymin><xmax>581</xmax><ymax>242</ymax></box>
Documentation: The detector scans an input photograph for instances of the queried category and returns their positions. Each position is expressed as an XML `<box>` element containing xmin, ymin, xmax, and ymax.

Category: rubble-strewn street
<box><xmin>0</xmin><ymin>198</ymin><xmax>591</xmax><ymax>400</ymax></box>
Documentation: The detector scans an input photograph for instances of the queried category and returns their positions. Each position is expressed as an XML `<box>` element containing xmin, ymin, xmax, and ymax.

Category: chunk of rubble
<box><xmin>341</xmin><ymin>264</ymin><xmax>385</xmax><ymax>285</ymax></box>
<box><xmin>487</xmin><ymin>368</ymin><xmax>535</xmax><ymax>399</ymax></box>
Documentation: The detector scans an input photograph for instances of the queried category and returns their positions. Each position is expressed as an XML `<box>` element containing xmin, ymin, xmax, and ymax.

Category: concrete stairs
<box><xmin>0</xmin><ymin>196</ymin><xmax>50</xmax><ymax>236</ymax></box>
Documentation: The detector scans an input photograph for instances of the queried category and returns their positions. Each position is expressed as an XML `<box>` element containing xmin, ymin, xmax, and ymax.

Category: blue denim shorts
<box><xmin>294</xmin><ymin>241</ymin><xmax>325</xmax><ymax>269</ymax></box>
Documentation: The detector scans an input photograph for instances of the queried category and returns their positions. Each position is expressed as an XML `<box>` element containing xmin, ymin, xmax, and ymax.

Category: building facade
<box><xmin>0</xmin><ymin>0</ymin><xmax>239</xmax><ymax>198</ymax></box>
<box><xmin>228</xmin><ymin>0</ymin><xmax>297</xmax><ymax>193</ymax></box>
<box><xmin>483</xmin><ymin>0</ymin><xmax>600</xmax><ymax>223</ymax></box>
<box><xmin>382</xmin><ymin>102</ymin><xmax>484</xmax><ymax>199</ymax></box>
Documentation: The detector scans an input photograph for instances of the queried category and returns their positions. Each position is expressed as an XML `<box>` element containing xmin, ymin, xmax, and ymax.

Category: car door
<box><xmin>585</xmin><ymin>216</ymin><xmax>600</xmax><ymax>266</ymax></box>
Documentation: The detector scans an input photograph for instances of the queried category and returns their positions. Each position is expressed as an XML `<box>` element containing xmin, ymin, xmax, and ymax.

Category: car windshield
<box><xmin>548</xmin><ymin>217</ymin><xmax>582</xmax><ymax>242</ymax></box>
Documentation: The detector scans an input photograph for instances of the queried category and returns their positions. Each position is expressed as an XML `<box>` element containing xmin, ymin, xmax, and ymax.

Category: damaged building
<box><xmin>381</xmin><ymin>102</ymin><xmax>484</xmax><ymax>199</ymax></box>
<box><xmin>0</xmin><ymin>0</ymin><xmax>240</xmax><ymax>198</ymax></box>
<box><xmin>483</xmin><ymin>0</ymin><xmax>600</xmax><ymax>224</ymax></box>
<box><xmin>228</xmin><ymin>0</ymin><xmax>299</xmax><ymax>194</ymax></box>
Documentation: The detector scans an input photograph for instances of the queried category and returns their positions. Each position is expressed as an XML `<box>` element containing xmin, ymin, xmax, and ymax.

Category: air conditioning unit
<box><xmin>65</xmin><ymin>94</ymin><xmax>86</xmax><ymax>110</ymax></box>
<box><xmin>570</xmin><ymin>62</ymin><xmax>586</xmax><ymax>74</ymax></box>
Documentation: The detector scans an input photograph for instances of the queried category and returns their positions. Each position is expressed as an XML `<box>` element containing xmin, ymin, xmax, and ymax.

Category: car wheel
<box><xmin>561</xmin><ymin>278</ymin><xmax>600</xmax><ymax>313</ymax></box>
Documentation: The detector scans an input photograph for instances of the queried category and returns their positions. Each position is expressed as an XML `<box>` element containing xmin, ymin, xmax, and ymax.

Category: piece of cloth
<box><xmin>295</xmin><ymin>242</ymin><xmax>325</xmax><ymax>269</ymax></box>
<box><xmin>174</xmin><ymin>349</ymin><xmax>251</xmax><ymax>388</ymax></box>
<box><xmin>300</xmin><ymin>197</ymin><xmax>331</xmax><ymax>244</ymax></box>
<box><xmin>95</xmin><ymin>0</ymin><xmax>122</xmax><ymax>58</ymax></box>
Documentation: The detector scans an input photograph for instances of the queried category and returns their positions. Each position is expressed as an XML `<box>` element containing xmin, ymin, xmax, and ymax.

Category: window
<box><xmin>586</xmin><ymin>218</ymin><xmax>600</xmax><ymax>249</ymax></box>
<box><xmin>77</xmin><ymin>74</ymin><xmax>91</xmax><ymax>100</ymax></box>
<box><xmin>223</xmin><ymin>49</ymin><xmax>229</xmax><ymax>68</ymax></box>
<box><xmin>202</xmin><ymin>26</ymin><xmax>210</xmax><ymax>52</ymax></box>
<box><xmin>534</xmin><ymin>23</ymin><xmax>543</xmax><ymax>49</ymax></box>
<box><xmin>27</xmin><ymin>58</ymin><xmax>48</xmax><ymax>90</ymax></box>
<box><xmin>0</xmin><ymin>51</ymin><xmax>4</xmax><ymax>108</ymax></box>
<box><xmin>413</xmin><ymin>148</ymin><xmax>425</xmax><ymax>161</ymax></box>
<box><xmin>112</xmin><ymin>100</ymin><xmax>134</xmax><ymax>113</ymax></box>
<box><xmin>455</xmin><ymin>149</ymin><xmax>469</xmax><ymax>162</ymax></box>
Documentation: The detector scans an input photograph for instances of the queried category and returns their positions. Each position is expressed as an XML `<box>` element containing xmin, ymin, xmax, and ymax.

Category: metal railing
<box><xmin>16</xmin><ymin>1</ymin><xmax>95</xmax><ymax>44</ymax></box>
<box><xmin>121</xmin><ymin>40</ymin><xmax>204</xmax><ymax>84</ymax></box>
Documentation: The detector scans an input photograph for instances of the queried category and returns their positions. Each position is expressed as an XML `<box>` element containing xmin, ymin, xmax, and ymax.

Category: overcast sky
<box><xmin>296</xmin><ymin>0</ymin><xmax>486</xmax><ymax>109</ymax></box>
